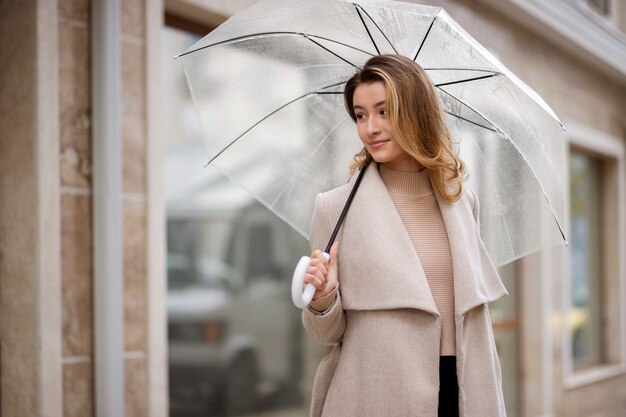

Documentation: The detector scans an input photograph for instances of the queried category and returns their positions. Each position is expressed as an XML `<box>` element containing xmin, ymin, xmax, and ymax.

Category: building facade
<box><xmin>0</xmin><ymin>0</ymin><xmax>624</xmax><ymax>416</ymax></box>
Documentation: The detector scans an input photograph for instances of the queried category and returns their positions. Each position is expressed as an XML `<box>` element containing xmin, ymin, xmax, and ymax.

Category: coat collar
<box><xmin>337</xmin><ymin>162</ymin><xmax>507</xmax><ymax>318</ymax></box>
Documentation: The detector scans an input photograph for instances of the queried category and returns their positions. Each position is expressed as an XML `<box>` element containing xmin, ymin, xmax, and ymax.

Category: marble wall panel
<box><xmin>124</xmin><ymin>199</ymin><xmax>147</xmax><ymax>352</ymax></box>
<box><xmin>59</xmin><ymin>20</ymin><xmax>92</xmax><ymax>188</ymax></box>
<box><xmin>125</xmin><ymin>357</ymin><xmax>148</xmax><ymax>417</ymax></box>
<box><xmin>122</xmin><ymin>38</ymin><xmax>147</xmax><ymax>193</ymax></box>
<box><xmin>122</xmin><ymin>0</ymin><xmax>145</xmax><ymax>39</ymax></box>
<box><xmin>63</xmin><ymin>361</ymin><xmax>94</xmax><ymax>417</ymax></box>
<box><xmin>61</xmin><ymin>193</ymin><xmax>93</xmax><ymax>357</ymax></box>
<box><xmin>59</xmin><ymin>0</ymin><xmax>89</xmax><ymax>21</ymax></box>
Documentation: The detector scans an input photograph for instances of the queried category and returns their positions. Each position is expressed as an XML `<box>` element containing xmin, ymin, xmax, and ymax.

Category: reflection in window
<box><xmin>569</xmin><ymin>150</ymin><xmax>604</xmax><ymax>369</ymax></box>
<box><xmin>163</xmin><ymin>24</ymin><xmax>318</xmax><ymax>417</ymax></box>
<box><xmin>246</xmin><ymin>224</ymin><xmax>274</xmax><ymax>279</ymax></box>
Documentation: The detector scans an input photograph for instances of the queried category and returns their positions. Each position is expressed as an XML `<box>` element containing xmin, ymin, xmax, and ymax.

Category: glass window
<box><xmin>162</xmin><ymin>23</ymin><xmax>321</xmax><ymax>417</ymax></box>
<box><xmin>491</xmin><ymin>261</ymin><xmax>519</xmax><ymax>417</ymax></box>
<box><xmin>587</xmin><ymin>0</ymin><xmax>611</xmax><ymax>16</ymax></box>
<box><xmin>569</xmin><ymin>150</ymin><xmax>605</xmax><ymax>369</ymax></box>
<box><xmin>246</xmin><ymin>224</ymin><xmax>274</xmax><ymax>279</ymax></box>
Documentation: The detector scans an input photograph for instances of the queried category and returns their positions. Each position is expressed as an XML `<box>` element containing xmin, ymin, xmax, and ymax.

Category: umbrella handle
<box><xmin>291</xmin><ymin>252</ymin><xmax>330</xmax><ymax>308</ymax></box>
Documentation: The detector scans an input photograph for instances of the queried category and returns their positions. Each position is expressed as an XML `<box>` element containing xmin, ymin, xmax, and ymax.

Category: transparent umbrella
<box><xmin>178</xmin><ymin>0</ymin><xmax>568</xmax><ymax>272</ymax></box>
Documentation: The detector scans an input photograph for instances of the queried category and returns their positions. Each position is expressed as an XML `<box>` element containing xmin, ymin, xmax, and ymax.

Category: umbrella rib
<box><xmin>414</xmin><ymin>16</ymin><xmax>437</xmax><ymax>61</ymax></box>
<box><xmin>353</xmin><ymin>3</ymin><xmax>399</xmax><ymax>54</ymax></box>
<box><xmin>437</xmin><ymin>86</ymin><xmax>567</xmax><ymax>244</ymax></box>
<box><xmin>425</xmin><ymin>67</ymin><xmax>502</xmax><ymax>74</ymax></box>
<box><xmin>443</xmin><ymin>110</ymin><xmax>496</xmax><ymax>132</ymax></box>
<box><xmin>305</xmin><ymin>36</ymin><xmax>358</xmax><ymax>67</ymax></box>
<box><xmin>435</xmin><ymin>73</ymin><xmax>499</xmax><ymax>87</ymax></box>
<box><xmin>206</xmin><ymin>81</ymin><xmax>347</xmax><ymax>165</ymax></box>
<box><xmin>176</xmin><ymin>31</ymin><xmax>375</xmax><ymax>59</ymax></box>
<box><xmin>353</xmin><ymin>3</ymin><xmax>380</xmax><ymax>55</ymax></box>
<box><xmin>437</xmin><ymin>86</ymin><xmax>500</xmax><ymax>134</ymax></box>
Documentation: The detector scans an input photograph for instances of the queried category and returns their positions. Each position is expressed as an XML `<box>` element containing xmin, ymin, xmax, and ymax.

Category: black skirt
<box><xmin>438</xmin><ymin>355</ymin><xmax>459</xmax><ymax>417</ymax></box>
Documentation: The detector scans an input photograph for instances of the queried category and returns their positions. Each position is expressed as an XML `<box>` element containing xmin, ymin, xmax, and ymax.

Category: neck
<box><xmin>379</xmin><ymin>163</ymin><xmax>432</xmax><ymax>197</ymax></box>
<box><xmin>380</xmin><ymin>158</ymin><xmax>423</xmax><ymax>173</ymax></box>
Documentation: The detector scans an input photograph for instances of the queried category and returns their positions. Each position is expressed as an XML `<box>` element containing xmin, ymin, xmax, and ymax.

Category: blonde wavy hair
<box><xmin>344</xmin><ymin>55</ymin><xmax>466</xmax><ymax>202</ymax></box>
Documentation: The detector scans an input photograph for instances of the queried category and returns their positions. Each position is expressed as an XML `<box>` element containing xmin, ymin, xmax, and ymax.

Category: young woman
<box><xmin>301</xmin><ymin>55</ymin><xmax>508</xmax><ymax>417</ymax></box>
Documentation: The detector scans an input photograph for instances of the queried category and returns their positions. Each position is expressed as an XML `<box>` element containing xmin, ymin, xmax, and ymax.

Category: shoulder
<box><xmin>309</xmin><ymin>177</ymin><xmax>356</xmax><ymax>248</ymax></box>
<box><xmin>315</xmin><ymin>180</ymin><xmax>353</xmax><ymax>215</ymax></box>
<box><xmin>461</xmin><ymin>186</ymin><xmax>480</xmax><ymax>226</ymax></box>
<box><xmin>463</xmin><ymin>187</ymin><xmax>478</xmax><ymax>208</ymax></box>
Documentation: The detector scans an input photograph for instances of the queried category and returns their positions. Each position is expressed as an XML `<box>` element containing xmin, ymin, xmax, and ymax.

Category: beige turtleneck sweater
<box><xmin>379</xmin><ymin>164</ymin><xmax>456</xmax><ymax>355</ymax></box>
<box><xmin>309</xmin><ymin>164</ymin><xmax>456</xmax><ymax>356</ymax></box>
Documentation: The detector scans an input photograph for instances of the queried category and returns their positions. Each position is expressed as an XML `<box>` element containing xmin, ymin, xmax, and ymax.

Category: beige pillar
<box><xmin>0</xmin><ymin>0</ymin><xmax>62</xmax><ymax>417</ymax></box>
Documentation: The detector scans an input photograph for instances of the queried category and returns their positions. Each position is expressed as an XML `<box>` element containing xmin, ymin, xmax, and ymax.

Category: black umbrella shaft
<box><xmin>325</xmin><ymin>162</ymin><xmax>369</xmax><ymax>253</ymax></box>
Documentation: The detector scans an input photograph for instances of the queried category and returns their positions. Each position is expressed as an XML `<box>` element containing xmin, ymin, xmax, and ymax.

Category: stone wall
<box><xmin>1</xmin><ymin>0</ymin><xmax>63</xmax><ymax>415</ymax></box>
<box><xmin>0</xmin><ymin>1</ymin><xmax>44</xmax><ymax>415</ymax></box>
<box><xmin>58</xmin><ymin>0</ymin><xmax>150</xmax><ymax>415</ymax></box>
<box><xmin>435</xmin><ymin>1</ymin><xmax>626</xmax><ymax>416</ymax></box>
<box><xmin>121</xmin><ymin>0</ymin><xmax>149</xmax><ymax>415</ymax></box>
<box><xmin>424</xmin><ymin>0</ymin><xmax>626</xmax><ymax>137</ymax></box>
<box><xmin>59</xmin><ymin>0</ymin><xmax>94</xmax><ymax>414</ymax></box>
<box><xmin>0</xmin><ymin>0</ymin><xmax>623</xmax><ymax>416</ymax></box>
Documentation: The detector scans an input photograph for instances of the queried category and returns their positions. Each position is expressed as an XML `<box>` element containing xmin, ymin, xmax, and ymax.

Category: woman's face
<box><xmin>352</xmin><ymin>81</ymin><xmax>419</xmax><ymax>172</ymax></box>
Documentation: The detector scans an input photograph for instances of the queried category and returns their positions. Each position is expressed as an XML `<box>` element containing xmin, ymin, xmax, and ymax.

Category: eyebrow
<box><xmin>353</xmin><ymin>100</ymin><xmax>386</xmax><ymax>110</ymax></box>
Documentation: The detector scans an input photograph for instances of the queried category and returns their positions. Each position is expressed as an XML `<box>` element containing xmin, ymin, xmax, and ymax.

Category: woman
<box><xmin>302</xmin><ymin>55</ymin><xmax>508</xmax><ymax>417</ymax></box>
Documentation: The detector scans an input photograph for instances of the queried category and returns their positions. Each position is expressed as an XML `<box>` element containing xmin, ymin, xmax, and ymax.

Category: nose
<box><xmin>366</xmin><ymin>117</ymin><xmax>381</xmax><ymax>137</ymax></box>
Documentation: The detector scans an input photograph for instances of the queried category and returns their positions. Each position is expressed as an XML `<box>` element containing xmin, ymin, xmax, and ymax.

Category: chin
<box><xmin>370</xmin><ymin>152</ymin><xmax>393</xmax><ymax>164</ymax></box>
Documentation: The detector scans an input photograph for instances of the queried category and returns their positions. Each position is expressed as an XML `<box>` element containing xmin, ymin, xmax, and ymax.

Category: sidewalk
<box><xmin>245</xmin><ymin>407</ymin><xmax>306</xmax><ymax>417</ymax></box>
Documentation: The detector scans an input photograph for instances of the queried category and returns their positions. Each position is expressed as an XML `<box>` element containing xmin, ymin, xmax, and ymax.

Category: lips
<box><xmin>368</xmin><ymin>139</ymin><xmax>390</xmax><ymax>149</ymax></box>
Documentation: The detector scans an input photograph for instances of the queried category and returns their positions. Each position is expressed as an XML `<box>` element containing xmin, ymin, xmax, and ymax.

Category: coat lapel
<box><xmin>338</xmin><ymin>163</ymin><xmax>439</xmax><ymax>315</ymax></box>
<box><xmin>435</xmin><ymin>189</ymin><xmax>508</xmax><ymax>318</ymax></box>
<box><xmin>338</xmin><ymin>162</ymin><xmax>506</xmax><ymax>318</ymax></box>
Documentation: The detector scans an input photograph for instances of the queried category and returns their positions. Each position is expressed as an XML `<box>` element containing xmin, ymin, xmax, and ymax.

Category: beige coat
<box><xmin>302</xmin><ymin>163</ymin><xmax>508</xmax><ymax>417</ymax></box>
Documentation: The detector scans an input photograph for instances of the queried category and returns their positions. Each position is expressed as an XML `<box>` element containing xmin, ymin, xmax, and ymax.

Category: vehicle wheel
<box><xmin>225</xmin><ymin>351</ymin><xmax>258</xmax><ymax>415</ymax></box>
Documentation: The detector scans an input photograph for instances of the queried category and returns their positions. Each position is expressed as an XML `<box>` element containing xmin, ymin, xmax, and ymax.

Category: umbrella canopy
<box><xmin>178</xmin><ymin>0</ymin><xmax>567</xmax><ymax>267</ymax></box>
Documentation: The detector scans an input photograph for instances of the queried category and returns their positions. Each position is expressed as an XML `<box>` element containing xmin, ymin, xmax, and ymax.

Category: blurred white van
<box><xmin>166</xmin><ymin>168</ymin><xmax>309</xmax><ymax>416</ymax></box>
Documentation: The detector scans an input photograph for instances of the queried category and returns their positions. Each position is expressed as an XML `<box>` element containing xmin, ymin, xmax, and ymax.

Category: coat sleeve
<box><xmin>301</xmin><ymin>193</ymin><xmax>346</xmax><ymax>346</ymax></box>
<box><xmin>469</xmin><ymin>189</ymin><xmax>480</xmax><ymax>230</ymax></box>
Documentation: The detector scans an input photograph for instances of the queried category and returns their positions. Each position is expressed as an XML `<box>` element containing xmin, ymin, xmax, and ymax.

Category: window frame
<box><xmin>146</xmin><ymin>3</ymin><xmax>246</xmax><ymax>415</ymax></box>
<box><xmin>580</xmin><ymin>0</ymin><xmax>625</xmax><ymax>30</ymax></box>
<box><xmin>561</xmin><ymin>121</ymin><xmax>626</xmax><ymax>389</ymax></box>
<box><xmin>492</xmin><ymin>261</ymin><xmax>522</xmax><ymax>417</ymax></box>
<box><xmin>474</xmin><ymin>0</ymin><xmax>626</xmax><ymax>83</ymax></box>
<box><xmin>585</xmin><ymin>0</ymin><xmax>611</xmax><ymax>17</ymax></box>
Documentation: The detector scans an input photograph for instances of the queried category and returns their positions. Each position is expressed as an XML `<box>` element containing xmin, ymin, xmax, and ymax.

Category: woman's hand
<box><xmin>303</xmin><ymin>242</ymin><xmax>339</xmax><ymax>301</ymax></box>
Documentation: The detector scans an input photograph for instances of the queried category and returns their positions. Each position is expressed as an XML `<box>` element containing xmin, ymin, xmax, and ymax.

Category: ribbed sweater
<box><xmin>379</xmin><ymin>164</ymin><xmax>456</xmax><ymax>356</ymax></box>
<box><xmin>309</xmin><ymin>164</ymin><xmax>456</xmax><ymax>355</ymax></box>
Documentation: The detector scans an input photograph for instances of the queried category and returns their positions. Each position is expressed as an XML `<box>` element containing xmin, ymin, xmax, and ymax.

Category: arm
<box><xmin>301</xmin><ymin>193</ymin><xmax>346</xmax><ymax>345</ymax></box>
<box><xmin>303</xmin><ymin>289</ymin><xmax>346</xmax><ymax>345</ymax></box>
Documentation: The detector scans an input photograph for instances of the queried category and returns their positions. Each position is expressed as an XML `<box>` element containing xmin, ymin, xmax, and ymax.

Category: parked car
<box><xmin>167</xmin><ymin>184</ymin><xmax>309</xmax><ymax>416</ymax></box>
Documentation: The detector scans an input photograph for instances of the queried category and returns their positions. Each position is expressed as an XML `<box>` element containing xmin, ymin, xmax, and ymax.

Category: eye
<box><xmin>379</xmin><ymin>109</ymin><xmax>387</xmax><ymax>117</ymax></box>
<box><xmin>355</xmin><ymin>113</ymin><xmax>366</xmax><ymax>121</ymax></box>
